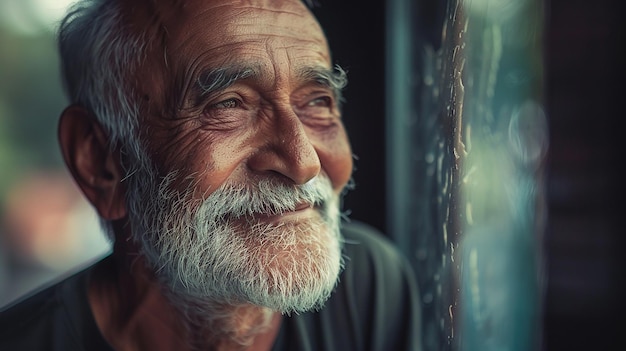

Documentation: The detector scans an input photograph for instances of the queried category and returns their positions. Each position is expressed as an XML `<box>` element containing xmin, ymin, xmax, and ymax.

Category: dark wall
<box><xmin>311</xmin><ymin>2</ymin><xmax>388</xmax><ymax>234</ymax></box>
<box><xmin>544</xmin><ymin>0</ymin><xmax>625</xmax><ymax>350</ymax></box>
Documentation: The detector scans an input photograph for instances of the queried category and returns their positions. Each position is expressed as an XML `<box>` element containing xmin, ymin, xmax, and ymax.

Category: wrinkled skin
<box><xmin>133</xmin><ymin>0</ymin><xmax>353</xmax><ymax>204</ymax></box>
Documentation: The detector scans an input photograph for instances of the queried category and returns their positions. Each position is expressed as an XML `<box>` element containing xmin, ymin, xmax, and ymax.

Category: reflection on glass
<box><xmin>387</xmin><ymin>0</ymin><xmax>546</xmax><ymax>350</ymax></box>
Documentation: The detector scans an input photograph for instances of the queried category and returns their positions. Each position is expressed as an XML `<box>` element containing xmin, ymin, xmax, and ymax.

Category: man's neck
<box><xmin>87</xmin><ymin>237</ymin><xmax>282</xmax><ymax>351</ymax></box>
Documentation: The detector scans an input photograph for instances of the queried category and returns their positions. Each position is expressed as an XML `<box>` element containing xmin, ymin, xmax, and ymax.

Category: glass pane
<box><xmin>386</xmin><ymin>0</ymin><xmax>547</xmax><ymax>350</ymax></box>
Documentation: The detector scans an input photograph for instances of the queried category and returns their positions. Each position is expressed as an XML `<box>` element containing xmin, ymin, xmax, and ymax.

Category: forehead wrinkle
<box><xmin>207</xmin><ymin>0</ymin><xmax>312</xmax><ymax>20</ymax></box>
<box><xmin>177</xmin><ymin>1</ymin><xmax>325</xmax><ymax>46</ymax></box>
<box><xmin>147</xmin><ymin>0</ymin><xmax>331</xmax><ymax>111</ymax></box>
<box><xmin>158</xmin><ymin>1</ymin><xmax>329</xmax><ymax>72</ymax></box>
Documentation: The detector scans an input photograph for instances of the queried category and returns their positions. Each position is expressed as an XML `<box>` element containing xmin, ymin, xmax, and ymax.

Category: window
<box><xmin>386</xmin><ymin>0</ymin><xmax>546</xmax><ymax>349</ymax></box>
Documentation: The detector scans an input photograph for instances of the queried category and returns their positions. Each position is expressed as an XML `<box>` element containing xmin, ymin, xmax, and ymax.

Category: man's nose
<box><xmin>247</xmin><ymin>106</ymin><xmax>321</xmax><ymax>185</ymax></box>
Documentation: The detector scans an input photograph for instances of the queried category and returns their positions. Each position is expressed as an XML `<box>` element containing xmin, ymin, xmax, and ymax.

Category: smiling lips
<box><xmin>293</xmin><ymin>203</ymin><xmax>313</xmax><ymax>212</ymax></box>
<box><xmin>256</xmin><ymin>202</ymin><xmax>316</xmax><ymax>224</ymax></box>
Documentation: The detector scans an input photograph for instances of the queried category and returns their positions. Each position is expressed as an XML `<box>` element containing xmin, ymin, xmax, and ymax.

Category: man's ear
<box><xmin>58</xmin><ymin>105</ymin><xmax>127</xmax><ymax>220</ymax></box>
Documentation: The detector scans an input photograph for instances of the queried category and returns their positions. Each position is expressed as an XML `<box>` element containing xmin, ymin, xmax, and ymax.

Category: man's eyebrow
<box><xmin>297</xmin><ymin>65</ymin><xmax>348</xmax><ymax>100</ymax></box>
<box><xmin>191</xmin><ymin>64</ymin><xmax>348</xmax><ymax>104</ymax></box>
<box><xmin>195</xmin><ymin>66</ymin><xmax>257</xmax><ymax>97</ymax></box>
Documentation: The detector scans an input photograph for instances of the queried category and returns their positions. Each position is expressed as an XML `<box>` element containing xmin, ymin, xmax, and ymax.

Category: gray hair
<box><xmin>59</xmin><ymin>0</ymin><xmax>157</xmax><ymax>241</ymax></box>
<box><xmin>58</xmin><ymin>0</ymin><xmax>153</xmax><ymax>166</ymax></box>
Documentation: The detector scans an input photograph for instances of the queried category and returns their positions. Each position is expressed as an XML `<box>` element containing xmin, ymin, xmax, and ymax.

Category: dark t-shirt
<box><xmin>0</xmin><ymin>221</ymin><xmax>421</xmax><ymax>350</ymax></box>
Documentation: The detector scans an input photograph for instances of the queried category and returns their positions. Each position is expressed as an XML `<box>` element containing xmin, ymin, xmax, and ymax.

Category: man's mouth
<box><xmin>256</xmin><ymin>202</ymin><xmax>317</xmax><ymax>223</ymax></box>
<box><xmin>293</xmin><ymin>202</ymin><xmax>313</xmax><ymax>212</ymax></box>
<box><xmin>220</xmin><ymin>201</ymin><xmax>318</xmax><ymax>226</ymax></box>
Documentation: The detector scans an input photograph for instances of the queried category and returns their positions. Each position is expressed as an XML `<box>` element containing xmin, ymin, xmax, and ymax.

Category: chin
<box><xmin>233</xmin><ymin>216</ymin><xmax>344</xmax><ymax>313</ymax></box>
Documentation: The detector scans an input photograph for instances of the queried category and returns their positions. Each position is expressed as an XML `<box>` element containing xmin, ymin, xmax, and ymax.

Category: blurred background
<box><xmin>0</xmin><ymin>0</ymin><xmax>623</xmax><ymax>350</ymax></box>
<box><xmin>0</xmin><ymin>0</ymin><xmax>111</xmax><ymax>307</ymax></box>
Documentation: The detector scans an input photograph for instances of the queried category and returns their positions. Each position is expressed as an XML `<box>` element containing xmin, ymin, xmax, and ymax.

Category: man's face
<box><xmin>122</xmin><ymin>0</ymin><xmax>353</xmax><ymax>313</ymax></box>
<box><xmin>137</xmin><ymin>0</ymin><xmax>353</xmax><ymax>197</ymax></box>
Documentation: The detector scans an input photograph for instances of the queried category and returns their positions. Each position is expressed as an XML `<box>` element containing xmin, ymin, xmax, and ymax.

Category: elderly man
<box><xmin>0</xmin><ymin>0</ymin><xmax>421</xmax><ymax>350</ymax></box>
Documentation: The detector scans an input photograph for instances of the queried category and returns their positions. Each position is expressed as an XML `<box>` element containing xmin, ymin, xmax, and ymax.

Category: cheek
<box><xmin>317</xmin><ymin>129</ymin><xmax>353</xmax><ymax>192</ymax></box>
<box><xmin>150</xmin><ymin>131</ymin><xmax>251</xmax><ymax>195</ymax></box>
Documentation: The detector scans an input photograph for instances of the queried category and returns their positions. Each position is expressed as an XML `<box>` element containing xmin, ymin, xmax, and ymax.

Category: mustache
<box><xmin>194</xmin><ymin>175</ymin><xmax>335</xmax><ymax>221</ymax></box>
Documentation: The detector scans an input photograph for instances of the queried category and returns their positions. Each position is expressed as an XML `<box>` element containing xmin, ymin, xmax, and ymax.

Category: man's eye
<box><xmin>306</xmin><ymin>96</ymin><xmax>332</xmax><ymax>108</ymax></box>
<box><xmin>212</xmin><ymin>98</ymin><xmax>240</xmax><ymax>109</ymax></box>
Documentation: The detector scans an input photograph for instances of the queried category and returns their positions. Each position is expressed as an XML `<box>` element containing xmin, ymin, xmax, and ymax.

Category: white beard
<box><xmin>126</xmin><ymin>169</ymin><xmax>344</xmax><ymax>315</ymax></box>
